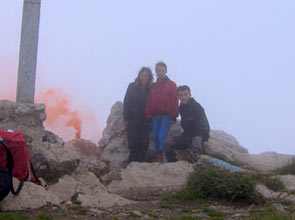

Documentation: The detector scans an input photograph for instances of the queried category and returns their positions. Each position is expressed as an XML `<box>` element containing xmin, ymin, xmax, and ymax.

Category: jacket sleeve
<box><xmin>145</xmin><ymin>89</ymin><xmax>152</xmax><ymax>119</ymax></box>
<box><xmin>192</xmin><ymin>103</ymin><xmax>210</xmax><ymax>142</ymax></box>
<box><xmin>123</xmin><ymin>84</ymin><xmax>133</xmax><ymax>121</ymax></box>
<box><xmin>170</xmin><ymin>81</ymin><xmax>179</xmax><ymax>118</ymax></box>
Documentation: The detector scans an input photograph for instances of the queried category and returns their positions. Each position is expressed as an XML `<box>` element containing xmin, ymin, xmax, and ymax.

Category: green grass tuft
<box><xmin>179</xmin><ymin>217</ymin><xmax>199</xmax><ymax>220</ymax></box>
<box><xmin>0</xmin><ymin>213</ymin><xmax>29</xmax><ymax>220</ymax></box>
<box><xmin>165</xmin><ymin>167</ymin><xmax>288</xmax><ymax>205</ymax></box>
<box><xmin>259</xmin><ymin>176</ymin><xmax>285</xmax><ymax>192</ymax></box>
<box><xmin>189</xmin><ymin>167</ymin><xmax>264</xmax><ymax>204</ymax></box>
<box><xmin>71</xmin><ymin>205</ymin><xmax>87</xmax><ymax>215</ymax></box>
<box><xmin>37</xmin><ymin>212</ymin><xmax>52</xmax><ymax>220</ymax></box>
<box><xmin>203</xmin><ymin>208</ymin><xmax>225</xmax><ymax>218</ymax></box>
<box><xmin>248</xmin><ymin>207</ymin><xmax>295</xmax><ymax>220</ymax></box>
<box><xmin>165</xmin><ymin>167</ymin><xmax>269</xmax><ymax>204</ymax></box>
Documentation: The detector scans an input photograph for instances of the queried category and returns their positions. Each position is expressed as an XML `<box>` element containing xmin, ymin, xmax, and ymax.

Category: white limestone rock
<box><xmin>107</xmin><ymin>161</ymin><xmax>194</xmax><ymax>200</ymax></box>
<box><xmin>279</xmin><ymin>175</ymin><xmax>295</xmax><ymax>191</ymax></box>
<box><xmin>0</xmin><ymin>178</ymin><xmax>61</xmax><ymax>211</ymax></box>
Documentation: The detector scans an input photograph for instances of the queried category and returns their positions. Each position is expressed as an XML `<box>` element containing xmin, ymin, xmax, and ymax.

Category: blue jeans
<box><xmin>152</xmin><ymin>115</ymin><xmax>171</xmax><ymax>152</ymax></box>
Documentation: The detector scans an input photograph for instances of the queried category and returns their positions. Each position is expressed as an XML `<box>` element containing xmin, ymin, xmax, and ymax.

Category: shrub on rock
<box><xmin>170</xmin><ymin>167</ymin><xmax>265</xmax><ymax>204</ymax></box>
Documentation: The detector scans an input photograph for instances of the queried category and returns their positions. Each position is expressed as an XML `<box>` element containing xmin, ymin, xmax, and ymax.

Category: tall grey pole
<box><xmin>16</xmin><ymin>0</ymin><xmax>41</xmax><ymax>103</ymax></box>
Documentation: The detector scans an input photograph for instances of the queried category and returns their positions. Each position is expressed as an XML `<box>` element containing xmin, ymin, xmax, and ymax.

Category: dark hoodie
<box><xmin>179</xmin><ymin>97</ymin><xmax>210</xmax><ymax>142</ymax></box>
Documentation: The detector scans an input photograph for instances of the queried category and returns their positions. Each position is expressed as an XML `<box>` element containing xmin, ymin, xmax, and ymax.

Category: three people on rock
<box><xmin>123</xmin><ymin>61</ymin><xmax>210</xmax><ymax>163</ymax></box>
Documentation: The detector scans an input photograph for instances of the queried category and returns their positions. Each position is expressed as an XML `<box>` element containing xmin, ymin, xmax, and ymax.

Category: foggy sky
<box><xmin>1</xmin><ymin>1</ymin><xmax>294</xmax><ymax>154</ymax></box>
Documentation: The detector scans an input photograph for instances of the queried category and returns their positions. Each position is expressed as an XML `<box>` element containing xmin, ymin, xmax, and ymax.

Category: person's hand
<box><xmin>203</xmin><ymin>141</ymin><xmax>210</xmax><ymax>148</ymax></box>
<box><xmin>124</xmin><ymin>121</ymin><xmax>129</xmax><ymax>127</ymax></box>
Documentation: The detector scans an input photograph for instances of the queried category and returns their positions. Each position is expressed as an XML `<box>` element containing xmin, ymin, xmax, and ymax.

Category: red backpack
<box><xmin>0</xmin><ymin>130</ymin><xmax>41</xmax><ymax>185</ymax></box>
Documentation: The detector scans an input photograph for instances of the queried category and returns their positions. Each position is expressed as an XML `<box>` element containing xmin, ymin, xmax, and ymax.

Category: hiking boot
<box><xmin>156</xmin><ymin>152</ymin><xmax>162</xmax><ymax>163</ymax></box>
<box><xmin>160</xmin><ymin>158</ymin><xmax>168</xmax><ymax>163</ymax></box>
<box><xmin>160</xmin><ymin>152</ymin><xmax>168</xmax><ymax>163</ymax></box>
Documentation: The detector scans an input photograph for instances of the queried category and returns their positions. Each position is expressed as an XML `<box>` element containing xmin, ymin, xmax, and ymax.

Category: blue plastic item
<box><xmin>207</xmin><ymin>158</ymin><xmax>244</xmax><ymax>172</ymax></box>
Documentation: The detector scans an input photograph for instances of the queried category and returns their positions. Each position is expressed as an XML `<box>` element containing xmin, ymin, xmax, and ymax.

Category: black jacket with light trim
<box><xmin>179</xmin><ymin>97</ymin><xmax>210</xmax><ymax>142</ymax></box>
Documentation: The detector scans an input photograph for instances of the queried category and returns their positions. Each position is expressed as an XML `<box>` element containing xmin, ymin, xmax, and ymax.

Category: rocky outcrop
<box><xmin>0</xmin><ymin>100</ymin><xmax>109</xmax><ymax>183</ymax></box>
<box><xmin>238</xmin><ymin>152</ymin><xmax>295</xmax><ymax>172</ymax></box>
<box><xmin>97</xmin><ymin>102</ymin><xmax>249</xmax><ymax>168</ymax></box>
<box><xmin>2</xmin><ymin>99</ymin><xmax>295</xmax><ymax>212</ymax></box>
<box><xmin>49</xmin><ymin>172</ymin><xmax>134</xmax><ymax>209</ymax></box>
<box><xmin>98</xmin><ymin>102</ymin><xmax>128</xmax><ymax>169</ymax></box>
<box><xmin>107</xmin><ymin>161</ymin><xmax>194</xmax><ymax>200</ymax></box>
<box><xmin>279</xmin><ymin>175</ymin><xmax>295</xmax><ymax>191</ymax></box>
<box><xmin>98</xmin><ymin>101</ymin><xmax>295</xmax><ymax>172</ymax></box>
<box><xmin>256</xmin><ymin>184</ymin><xmax>295</xmax><ymax>202</ymax></box>
<box><xmin>1</xmin><ymin>172</ymin><xmax>134</xmax><ymax>211</ymax></box>
<box><xmin>0</xmin><ymin>100</ymin><xmax>80</xmax><ymax>182</ymax></box>
<box><xmin>0</xmin><ymin>100</ymin><xmax>46</xmax><ymax>142</ymax></box>
<box><xmin>204</xmin><ymin>137</ymin><xmax>295</xmax><ymax>172</ymax></box>
<box><xmin>165</xmin><ymin>128</ymin><xmax>249</xmax><ymax>163</ymax></box>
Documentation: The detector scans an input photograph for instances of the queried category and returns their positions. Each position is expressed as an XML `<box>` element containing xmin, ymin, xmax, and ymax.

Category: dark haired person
<box><xmin>167</xmin><ymin>85</ymin><xmax>210</xmax><ymax>152</ymax></box>
<box><xmin>123</xmin><ymin>67</ymin><xmax>154</xmax><ymax>162</ymax></box>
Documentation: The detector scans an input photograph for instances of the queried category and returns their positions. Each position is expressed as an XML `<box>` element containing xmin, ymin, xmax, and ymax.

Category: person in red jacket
<box><xmin>145</xmin><ymin>61</ymin><xmax>178</xmax><ymax>163</ymax></box>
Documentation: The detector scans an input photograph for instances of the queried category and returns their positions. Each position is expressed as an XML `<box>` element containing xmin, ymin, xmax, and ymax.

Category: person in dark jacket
<box><xmin>145</xmin><ymin>62</ymin><xmax>178</xmax><ymax>163</ymax></box>
<box><xmin>168</xmin><ymin>85</ymin><xmax>210</xmax><ymax>151</ymax></box>
<box><xmin>123</xmin><ymin>67</ymin><xmax>153</xmax><ymax>162</ymax></box>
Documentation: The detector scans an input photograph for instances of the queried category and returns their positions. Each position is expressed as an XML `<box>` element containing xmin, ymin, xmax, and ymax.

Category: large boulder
<box><xmin>1</xmin><ymin>172</ymin><xmax>134</xmax><ymax>211</ymax></box>
<box><xmin>0</xmin><ymin>178</ymin><xmax>61</xmax><ymax>211</ymax></box>
<box><xmin>97</xmin><ymin>102</ymin><xmax>249</xmax><ymax>167</ymax></box>
<box><xmin>237</xmin><ymin>152</ymin><xmax>295</xmax><ymax>172</ymax></box>
<box><xmin>98</xmin><ymin>101</ymin><xmax>295</xmax><ymax>172</ymax></box>
<box><xmin>279</xmin><ymin>175</ymin><xmax>295</xmax><ymax>191</ymax></box>
<box><xmin>165</xmin><ymin>129</ymin><xmax>249</xmax><ymax>163</ymax></box>
<box><xmin>256</xmin><ymin>184</ymin><xmax>295</xmax><ymax>202</ymax></box>
<box><xmin>175</xmin><ymin>134</ymin><xmax>295</xmax><ymax>172</ymax></box>
<box><xmin>98</xmin><ymin>102</ymin><xmax>128</xmax><ymax>168</ymax></box>
<box><xmin>48</xmin><ymin>172</ymin><xmax>134</xmax><ymax>209</ymax></box>
<box><xmin>106</xmin><ymin>161</ymin><xmax>194</xmax><ymax>200</ymax></box>
<box><xmin>0</xmin><ymin>100</ymin><xmax>46</xmax><ymax>141</ymax></box>
<box><xmin>31</xmin><ymin>137</ymin><xmax>80</xmax><ymax>183</ymax></box>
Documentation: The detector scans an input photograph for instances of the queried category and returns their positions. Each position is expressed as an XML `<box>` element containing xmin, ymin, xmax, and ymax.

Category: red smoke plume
<box><xmin>37</xmin><ymin>88</ymin><xmax>82</xmax><ymax>139</ymax></box>
<box><xmin>0</xmin><ymin>60</ymin><xmax>100</xmax><ymax>142</ymax></box>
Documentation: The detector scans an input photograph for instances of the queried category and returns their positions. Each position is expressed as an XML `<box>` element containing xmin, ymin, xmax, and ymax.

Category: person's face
<box><xmin>139</xmin><ymin>71</ymin><xmax>150</xmax><ymax>86</ymax></box>
<box><xmin>178</xmin><ymin>89</ymin><xmax>191</xmax><ymax>104</ymax></box>
<box><xmin>156</xmin><ymin>65</ymin><xmax>167</xmax><ymax>78</ymax></box>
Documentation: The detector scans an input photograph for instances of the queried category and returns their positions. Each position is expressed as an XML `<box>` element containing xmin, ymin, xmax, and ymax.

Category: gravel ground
<box><xmin>2</xmin><ymin>199</ymin><xmax>259</xmax><ymax>220</ymax></box>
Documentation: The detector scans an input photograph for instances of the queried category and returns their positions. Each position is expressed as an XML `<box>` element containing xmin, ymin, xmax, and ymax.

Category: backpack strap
<box><xmin>0</xmin><ymin>137</ymin><xmax>24</xmax><ymax>195</ymax></box>
<box><xmin>30</xmin><ymin>162</ymin><xmax>42</xmax><ymax>185</ymax></box>
<box><xmin>10</xmin><ymin>180</ymin><xmax>24</xmax><ymax>195</ymax></box>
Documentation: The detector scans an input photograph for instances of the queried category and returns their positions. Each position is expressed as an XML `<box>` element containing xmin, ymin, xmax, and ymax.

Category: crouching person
<box><xmin>165</xmin><ymin>85</ymin><xmax>210</xmax><ymax>162</ymax></box>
